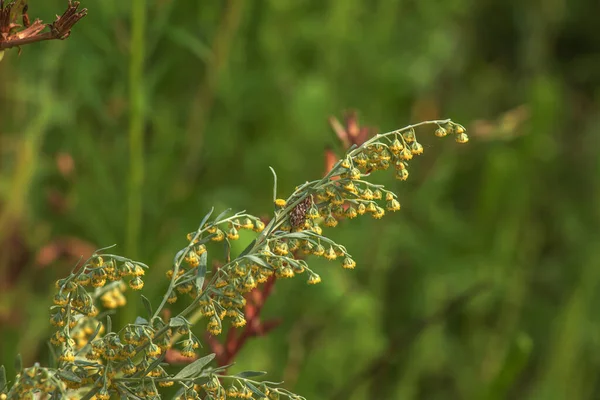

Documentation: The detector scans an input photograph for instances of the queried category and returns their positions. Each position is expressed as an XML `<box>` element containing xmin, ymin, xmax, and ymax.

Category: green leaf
<box><xmin>169</xmin><ymin>316</ymin><xmax>188</xmax><ymax>327</ymax></box>
<box><xmin>244</xmin><ymin>381</ymin><xmax>267</xmax><ymax>397</ymax></box>
<box><xmin>135</xmin><ymin>353</ymin><xmax>166</xmax><ymax>378</ymax></box>
<box><xmin>269</xmin><ymin>166</ymin><xmax>278</xmax><ymax>203</ymax></box>
<box><xmin>80</xmin><ymin>387</ymin><xmax>100</xmax><ymax>400</ymax></box>
<box><xmin>141</xmin><ymin>296</ymin><xmax>153</xmax><ymax>319</ymax></box>
<box><xmin>173</xmin><ymin>353</ymin><xmax>216</xmax><ymax>380</ymax></box>
<box><xmin>14</xmin><ymin>354</ymin><xmax>22</xmax><ymax>372</ymax></box>
<box><xmin>244</xmin><ymin>254</ymin><xmax>272</xmax><ymax>269</ymax></box>
<box><xmin>87</xmin><ymin>321</ymin><xmax>103</xmax><ymax>343</ymax></box>
<box><xmin>174</xmin><ymin>248</ymin><xmax>186</xmax><ymax>266</ymax></box>
<box><xmin>0</xmin><ymin>365</ymin><xmax>6</xmax><ymax>391</ymax></box>
<box><xmin>280</xmin><ymin>232</ymin><xmax>309</xmax><ymax>239</ymax></box>
<box><xmin>195</xmin><ymin>252</ymin><xmax>207</xmax><ymax>293</ymax></box>
<box><xmin>134</xmin><ymin>316</ymin><xmax>148</xmax><ymax>325</ymax></box>
<box><xmin>106</xmin><ymin>315</ymin><xmax>112</xmax><ymax>333</ymax></box>
<box><xmin>198</xmin><ymin>207</ymin><xmax>215</xmax><ymax>232</ymax></box>
<box><xmin>238</xmin><ymin>239</ymin><xmax>256</xmax><ymax>258</ymax></box>
<box><xmin>47</xmin><ymin>342</ymin><xmax>57</xmax><ymax>368</ymax></box>
<box><xmin>236</xmin><ymin>370</ymin><xmax>267</xmax><ymax>379</ymax></box>
<box><xmin>214</xmin><ymin>208</ymin><xmax>232</xmax><ymax>223</ymax></box>
<box><xmin>58</xmin><ymin>369</ymin><xmax>82</xmax><ymax>383</ymax></box>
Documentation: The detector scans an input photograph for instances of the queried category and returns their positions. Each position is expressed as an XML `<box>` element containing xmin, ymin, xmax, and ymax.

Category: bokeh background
<box><xmin>1</xmin><ymin>0</ymin><xmax>599</xmax><ymax>399</ymax></box>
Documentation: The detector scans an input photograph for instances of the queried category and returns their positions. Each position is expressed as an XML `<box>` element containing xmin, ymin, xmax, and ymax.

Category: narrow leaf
<box><xmin>280</xmin><ymin>232</ymin><xmax>309</xmax><ymax>239</ymax></box>
<box><xmin>198</xmin><ymin>207</ymin><xmax>215</xmax><ymax>232</ymax></box>
<box><xmin>0</xmin><ymin>365</ymin><xmax>6</xmax><ymax>391</ymax></box>
<box><xmin>135</xmin><ymin>353</ymin><xmax>166</xmax><ymax>378</ymax></box>
<box><xmin>80</xmin><ymin>387</ymin><xmax>100</xmax><ymax>400</ymax></box>
<box><xmin>244</xmin><ymin>381</ymin><xmax>267</xmax><ymax>397</ymax></box>
<box><xmin>269</xmin><ymin>166</ymin><xmax>278</xmax><ymax>203</ymax></box>
<box><xmin>141</xmin><ymin>295</ymin><xmax>153</xmax><ymax>320</ymax></box>
<box><xmin>87</xmin><ymin>321</ymin><xmax>103</xmax><ymax>343</ymax></box>
<box><xmin>214</xmin><ymin>208</ymin><xmax>232</xmax><ymax>223</ymax></box>
<box><xmin>173</xmin><ymin>353</ymin><xmax>216</xmax><ymax>380</ymax></box>
<box><xmin>106</xmin><ymin>315</ymin><xmax>112</xmax><ymax>333</ymax></box>
<box><xmin>58</xmin><ymin>370</ymin><xmax>82</xmax><ymax>383</ymax></box>
<box><xmin>238</xmin><ymin>239</ymin><xmax>256</xmax><ymax>258</ymax></box>
<box><xmin>173</xmin><ymin>248</ymin><xmax>186</xmax><ymax>266</ymax></box>
<box><xmin>169</xmin><ymin>316</ymin><xmax>188</xmax><ymax>327</ymax></box>
<box><xmin>195</xmin><ymin>252</ymin><xmax>207</xmax><ymax>293</ymax></box>
<box><xmin>236</xmin><ymin>370</ymin><xmax>267</xmax><ymax>379</ymax></box>
<box><xmin>244</xmin><ymin>254</ymin><xmax>272</xmax><ymax>269</ymax></box>
<box><xmin>47</xmin><ymin>342</ymin><xmax>57</xmax><ymax>368</ymax></box>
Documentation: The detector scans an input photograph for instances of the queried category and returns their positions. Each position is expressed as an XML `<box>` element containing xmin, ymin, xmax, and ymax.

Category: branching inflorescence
<box><xmin>0</xmin><ymin>119</ymin><xmax>468</xmax><ymax>400</ymax></box>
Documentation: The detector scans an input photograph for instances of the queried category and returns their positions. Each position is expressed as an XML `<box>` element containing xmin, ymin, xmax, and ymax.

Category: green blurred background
<box><xmin>1</xmin><ymin>0</ymin><xmax>600</xmax><ymax>399</ymax></box>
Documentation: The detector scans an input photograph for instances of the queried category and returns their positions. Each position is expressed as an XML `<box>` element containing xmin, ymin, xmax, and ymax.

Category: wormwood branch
<box><xmin>0</xmin><ymin>119</ymin><xmax>468</xmax><ymax>400</ymax></box>
<box><xmin>0</xmin><ymin>1</ymin><xmax>87</xmax><ymax>53</ymax></box>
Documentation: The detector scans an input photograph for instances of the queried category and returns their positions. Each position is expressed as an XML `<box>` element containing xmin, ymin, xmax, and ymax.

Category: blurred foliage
<box><xmin>1</xmin><ymin>0</ymin><xmax>600</xmax><ymax>399</ymax></box>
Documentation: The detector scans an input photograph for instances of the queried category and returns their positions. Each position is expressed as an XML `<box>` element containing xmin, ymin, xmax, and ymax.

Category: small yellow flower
<box><xmin>307</xmin><ymin>272</ymin><xmax>321</xmax><ymax>284</ymax></box>
<box><xmin>402</xmin><ymin>129</ymin><xmax>416</xmax><ymax>143</ymax></box>
<box><xmin>386</xmin><ymin>199</ymin><xmax>401</xmax><ymax>211</ymax></box>
<box><xmin>53</xmin><ymin>293</ymin><xmax>70</xmax><ymax>306</ymax></box>
<box><xmin>147</xmin><ymin>343</ymin><xmax>162</xmax><ymax>357</ymax></box>
<box><xmin>395</xmin><ymin>169</ymin><xmax>409</xmax><ymax>181</ymax></box>
<box><xmin>345</xmin><ymin>206</ymin><xmax>358</xmax><ymax>219</ymax></box>
<box><xmin>307</xmin><ymin>243</ymin><xmax>323</xmax><ymax>257</ymax></box>
<box><xmin>435</xmin><ymin>127</ymin><xmax>447</xmax><ymax>137</ymax></box>
<box><xmin>343</xmin><ymin>181</ymin><xmax>358</xmax><ymax>194</ymax></box>
<box><xmin>355</xmin><ymin>152</ymin><xmax>369</xmax><ymax>166</ymax></box>
<box><xmin>167</xmin><ymin>292</ymin><xmax>178</xmax><ymax>304</ymax></box>
<box><xmin>253</xmin><ymin>220</ymin><xmax>266</xmax><ymax>232</ymax></box>
<box><xmin>208</xmin><ymin>326</ymin><xmax>222</xmax><ymax>336</ymax></box>
<box><xmin>357</xmin><ymin>203</ymin><xmax>366</xmax><ymax>215</ymax></box>
<box><xmin>232</xmin><ymin>313</ymin><xmax>247</xmax><ymax>328</ymax></box>
<box><xmin>348</xmin><ymin>167</ymin><xmax>361</xmax><ymax>180</ymax></box>
<box><xmin>211</xmin><ymin>229</ymin><xmax>225</xmax><ymax>242</ymax></box>
<box><xmin>77</xmin><ymin>274</ymin><xmax>91</xmax><ymax>286</ymax></box>
<box><xmin>276</xmin><ymin>266</ymin><xmax>294</xmax><ymax>278</ymax></box>
<box><xmin>132</xmin><ymin>264</ymin><xmax>145</xmax><ymax>277</ymax></box>
<box><xmin>372</xmin><ymin>206</ymin><xmax>385</xmax><ymax>219</ymax></box>
<box><xmin>399</xmin><ymin>148</ymin><xmax>413</xmax><ymax>161</ymax></box>
<box><xmin>366</xmin><ymin>202</ymin><xmax>377</xmax><ymax>213</ymax></box>
<box><xmin>324</xmin><ymin>246</ymin><xmax>337</xmax><ymax>260</ymax></box>
<box><xmin>456</xmin><ymin>132</ymin><xmax>469</xmax><ymax>143</ymax></box>
<box><xmin>275</xmin><ymin>198</ymin><xmax>287</xmax><ymax>208</ymax></box>
<box><xmin>342</xmin><ymin>257</ymin><xmax>356</xmax><ymax>269</ymax></box>
<box><xmin>243</xmin><ymin>274</ymin><xmax>256</xmax><ymax>291</ymax></box>
<box><xmin>411</xmin><ymin>142</ymin><xmax>424</xmax><ymax>155</ymax></box>
<box><xmin>361</xmin><ymin>188</ymin><xmax>374</xmax><ymax>200</ymax></box>
<box><xmin>59</xmin><ymin>347</ymin><xmax>76</xmax><ymax>363</ymax></box>
<box><xmin>227</xmin><ymin>227</ymin><xmax>240</xmax><ymax>240</ymax></box>
<box><xmin>195</xmin><ymin>244</ymin><xmax>207</xmax><ymax>256</ymax></box>
<box><xmin>129</xmin><ymin>277</ymin><xmax>144</xmax><ymax>290</ymax></box>
<box><xmin>324</xmin><ymin>215</ymin><xmax>338</xmax><ymax>227</ymax></box>
<box><xmin>274</xmin><ymin>242</ymin><xmax>289</xmax><ymax>255</ymax></box>
<box><xmin>241</xmin><ymin>217</ymin><xmax>254</xmax><ymax>230</ymax></box>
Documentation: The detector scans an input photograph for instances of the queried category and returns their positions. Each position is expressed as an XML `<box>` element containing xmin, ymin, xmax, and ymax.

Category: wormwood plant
<box><xmin>0</xmin><ymin>120</ymin><xmax>468</xmax><ymax>400</ymax></box>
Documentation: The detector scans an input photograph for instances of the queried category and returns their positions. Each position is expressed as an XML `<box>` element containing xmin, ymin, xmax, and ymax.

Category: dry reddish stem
<box><xmin>206</xmin><ymin>276</ymin><xmax>281</xmax><ymax>366</ymax></box>
<box><xmin>0</xmin><ymin>1</ymin><xmax>87</xmax><ymax>50</ymax></box>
